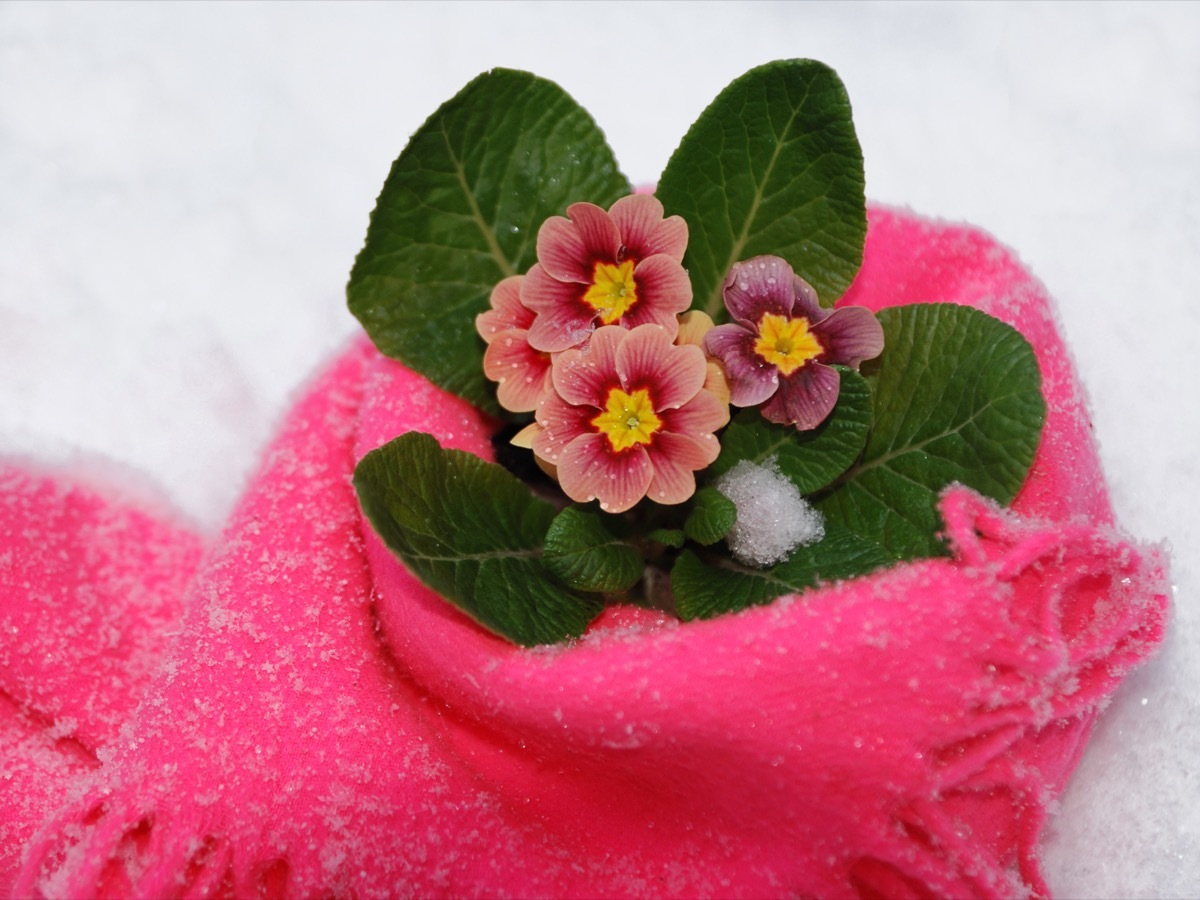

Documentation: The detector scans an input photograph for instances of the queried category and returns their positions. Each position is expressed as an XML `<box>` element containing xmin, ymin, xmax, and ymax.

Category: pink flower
<box><xmin>476</xmin><ymin>275</ymin><xmax>552</xmax><ymax>413</ymax></box>
<box><xmin>674</xmin><ymin>310</ymin><xmax>731</xmax><ymax>427</ymax></box>
<box><xmin>704</xmin><ymin>256</ymin><xmax>884</xmax><ymax>431</ymax></box>
<box><xmin>533</xmin><ymin>324</ymin><xmax>725</xmax><ymax>513</ymax></box>
<box><xmin>522</xmin><ymin>195</ymin><xmax>692</xmax><ymax>353</ymax></box>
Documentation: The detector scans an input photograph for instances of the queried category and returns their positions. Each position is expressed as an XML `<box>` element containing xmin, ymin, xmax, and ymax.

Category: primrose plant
<box><xmin>349</xmin><ymin>61</ymin><xmax>1045</xmax><ymax>646</ymax></box>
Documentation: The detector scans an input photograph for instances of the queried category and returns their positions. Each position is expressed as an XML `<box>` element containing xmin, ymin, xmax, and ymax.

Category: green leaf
<box><xmin>647</xmin><ymin>528</ymin><xmax>686</xmax><ymax>549</ymax></box>
<box><xmin>656</xmin><ymin>59</ymin><xmax>866</xmax><ymax>321</ymax></box>
<box><xmin>672</xmin><ymin>523</ymin><xmax>895</xmax><ymax>621</ymax></box>
<box><xmin>683</xmin><ymin>487</ymin><xmax>738</xmax><ymax>546</ymax></box>
<box><xmin>348</xmin><ymin>69</ymin><xmax>631</xmax><ymax>413</ymax></box>
<box><xmin>818</xmin><ymin>304</ymin><xmax>1046</xmax><ymax>558</ymax></box>
<box><xmin>544</xmin><ymin>506</ymin><xmax>643</xmax><ymax>594</ymax></box>
<box><xmin>710</xmin><ymin>366</ymin><xmax>872</xmax><ymax>493</ymax></box>
<box><xmin>353</xmin><ymin>432</ymin><xmax>603</xmax><ymax>646</ymax></box>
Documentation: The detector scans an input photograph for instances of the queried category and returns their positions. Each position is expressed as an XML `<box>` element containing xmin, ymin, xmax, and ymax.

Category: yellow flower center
<box><xmin>591</xmin><ymin>387</ymin><xmax>662</xmax><ymax>453</ymax></box>
<box><xmin>583</xmin><ymin>260</ymin><xmax>639</xmax><ymax>324</ymax></box>
<box><xmin>753</xmin><ymin>313</ymin><xmax>824</xmax><ymax>376</ymax></box>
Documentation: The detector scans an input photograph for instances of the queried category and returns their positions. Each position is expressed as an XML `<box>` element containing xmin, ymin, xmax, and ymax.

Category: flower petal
<box><xmin>615</xmin><ymin>325</ymin><xmax>706</xmax><ymax>410</ymax></box>
<box><xmin>482</xmin><ymin>330</ymin><xmax>551</xmax><ymax>413</ymax></box>
<box><xmin>537</xmin><ymin>203</ymin><xmax>621</xmax><ymax>283</ymax></box>
<box><xmin>533</xmin><ymin>394</ymin><xmax>592</xmax><ymax>465</ymax></box>
<box><xmin>556</xmin><ymin>433</ymin><xmax>653</xmax><ymax>513</ymax></box>
<box><xmin>608</xmin><ymin>194</ymin><xmax>688</xmax><ymax>262</ymax></box>
<box><xmin>814</xmin><ymin>306</ymin><xmax>886</xmax><ymax>368</ymax></box>
<box><xmin>476</xmin><ymin>275</ymin><xmax>531</xmax><ymax>343</ymax></box>
<box><xmin>703</xmin><ymin>360</ymin><xmax>732</xmax><ymax>416</ymax></box>
<box><xmin>704</xmin><ymin>323</ymin><xmax>778</xmax><ymax>408</ymax></box>
<box><xmin>510</xmin><ymin>421</ymin><xmax>541</xmax><ymax>449</ymax></box>
<box><xmin>661</xmin><ymin>388</ymin><xmax>729</xmax><ymax>442</ymax></box>
<box><xmin>644</xmin><ymin>433</ymin><xmax>714</xmax><ymax>505</ymax></box>
<box><xmin>675</xmin><ymin>310</ymin><xmax>715</xmax><ymax>348</ymax></box>
<box><xmin>523</xmin><ymin>264</ymin><xmax>595</xmax><ymax>352</ymax></box>
<box><xmin>761</xmin><ymin>363</ymin><xmax>842</xmax><ymax>431</ymax></box>
<box><xmin>550</xmin><ymin>324</ymin><xmax>623</xmax><ymax>408</ymax></box>
<box><xmin>622</xmin><ymin>255</ymin><xmax>691</xmax><ymax>333</ymax></box>
<box><xmin>789</xmin><ymin>274</ymin><xmax>828</xmax><ymax>324</ymax></box>
<box><xmin>722</xmin><ymin>255</ymin><xmax>796</xmax><ymax>326</ymax></box>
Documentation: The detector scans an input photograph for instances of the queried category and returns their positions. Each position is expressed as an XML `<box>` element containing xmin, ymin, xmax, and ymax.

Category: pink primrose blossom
<box><xmin>532</xmin><ymin>324</ymin><xmax>725</xmax><ymax>513</ymax></box>
<box><xmin>522</xmin><ymin>195</ymin><xmax>692</xmax><ymax>353</ymax></box>
<box><xmin>704</xmin><ymin>256</ymin><xmax>884</xmax><ymax>431</ymax></box>
<box><xmin>476</xmin><ymin>275</ymin><xmax>552</xmax><ymax>413</ymax></box>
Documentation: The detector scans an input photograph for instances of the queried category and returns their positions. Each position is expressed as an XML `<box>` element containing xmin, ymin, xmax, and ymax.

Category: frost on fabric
<box><xmin>714</xmin><ymin>458</ymin><xmax>824</xmax><ymax>567</ymax></box>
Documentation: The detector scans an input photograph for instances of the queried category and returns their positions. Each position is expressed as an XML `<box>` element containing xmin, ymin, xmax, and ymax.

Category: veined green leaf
<box><xmin>354</xmin><ymin>432</ymin><xmax>602</xmax><ymax>646</ymax></box>
<box><xmin>657</xmin><ymin>59</ymin><xmax>866</xmax><ymax>320</ymax></box>
<box><xmin>647</xmin><ymin>528</ymin><xmax>686</xmax><ymax>549</ymax></box>
<box><xmin>711</xmin><ymin>366</ymin><xmax>872</xmax><ymax>494</ymax></box>
<box><xmin>348</xmin><ymin>69</ymin><xmax>631</xmax><ymax>413</ymax></box>
<box><xmin>818</xmin><ymin>304</ymin><xmax>1046</xmax><ymax>558</ymax></box>
<box><xmin>672</xmin><ymin>524</ymin><xmax>894</xmax><ymax>621</ymax></box>
<box><xmin>544</xmin><ymin>506</ymin><xmax>643</xmax><ymax>594</ymax></box>
<box><xmin>683</xmin><ymin>487</ymin><xmax>738</xmax><ymax>546</ymax></box>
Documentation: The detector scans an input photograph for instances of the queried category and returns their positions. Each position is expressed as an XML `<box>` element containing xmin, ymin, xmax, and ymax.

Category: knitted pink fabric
<box><xmin>5</xmin><ymin>206</ymin><xmax>1167</xmax><ymax>898</ymax></box>
<box><xmin>0</xmin><ymin>466</ymin><xmax>203</xmax><ymax>896</ymax></box>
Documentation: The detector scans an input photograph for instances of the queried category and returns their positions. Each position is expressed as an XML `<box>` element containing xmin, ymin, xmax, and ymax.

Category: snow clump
<box><xmin>714</xmin><ymin>457</ymin><xmax>824</xmax><ymax>567</ymax></box>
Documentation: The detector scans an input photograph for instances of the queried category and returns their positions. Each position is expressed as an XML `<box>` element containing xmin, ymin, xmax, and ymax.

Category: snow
<box><xmin>1</xmin><ymin>1</ymin><xmax>1197</xmax><ymax>895</ymax></box>
<box><xmin>716</xmin><ymin>458</ymin><xmax>824</xmax><ymax>567</ymax></box>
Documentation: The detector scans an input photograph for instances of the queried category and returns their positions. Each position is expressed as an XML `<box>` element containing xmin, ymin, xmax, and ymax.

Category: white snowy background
<box><xmin>1</xmin><ymin>2</ymin><xmax>1196</xmax><ymax>895</ymax></box>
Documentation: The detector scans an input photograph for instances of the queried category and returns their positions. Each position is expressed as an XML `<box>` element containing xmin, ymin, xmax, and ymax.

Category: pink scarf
<box><xmin>2</xmin><ymin>206</ymin><xmax>1167</xmax><ymax>898</ymax></box>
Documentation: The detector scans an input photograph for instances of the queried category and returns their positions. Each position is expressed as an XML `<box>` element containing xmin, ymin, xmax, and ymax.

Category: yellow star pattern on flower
<box><xmin>591</xmin><ymin>386</ymin><xmax>662</xmax><ymax>452</ymax></box>
<box><xmin>753</xmin><ymin>313</ymin><xmax>824</xmax><ymax>376</ymax></box>
<box><xmin>583</xmin><ymin>260</ymin><xmax>639</xmax><ymax>324</ymax></box>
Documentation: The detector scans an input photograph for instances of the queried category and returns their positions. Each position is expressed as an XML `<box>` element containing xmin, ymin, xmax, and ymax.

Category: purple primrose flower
<box><xmin>703</xmin><ymin>256</ymin><xmax>884</xmax><ymax>431</ymax></box>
